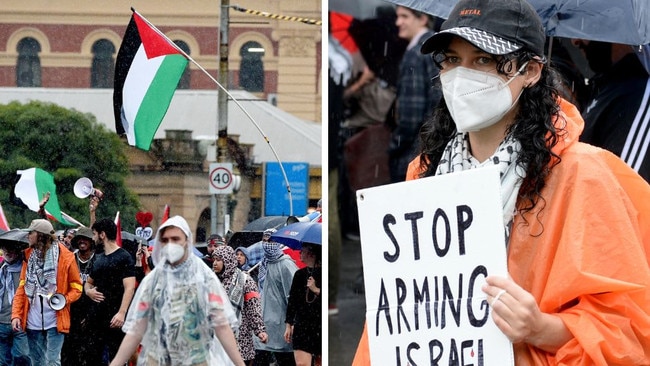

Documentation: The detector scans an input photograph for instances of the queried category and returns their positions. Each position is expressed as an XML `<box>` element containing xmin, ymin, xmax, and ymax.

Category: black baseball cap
<box><xmin>421</xmin><ymin>0</ymin><xmax>545</xmax><ymax>58</ymax></box>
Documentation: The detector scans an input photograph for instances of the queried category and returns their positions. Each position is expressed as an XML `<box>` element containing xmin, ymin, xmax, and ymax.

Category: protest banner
<box><xmin>356</xmin><ymin>166</ymin><xmax>513</xmax><ymax>366</ymax></box>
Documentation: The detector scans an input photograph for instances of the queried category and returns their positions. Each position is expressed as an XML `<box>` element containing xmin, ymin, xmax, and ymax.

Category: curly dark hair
<box><xmin>417</xmin><ymin>50</ymin><xmax>565</xmax><ymax>216</ymax></box>
<box><xmin>92</xmin><ymin>218</ymin><xmax>117</xmax><ymax>241</ymax></box>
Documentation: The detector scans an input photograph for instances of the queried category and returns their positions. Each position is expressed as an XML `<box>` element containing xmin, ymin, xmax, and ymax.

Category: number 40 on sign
<box><xmin>209</xmin><ymin>163</ymin><xmax>234</xmax><ymax>194</ymax></box>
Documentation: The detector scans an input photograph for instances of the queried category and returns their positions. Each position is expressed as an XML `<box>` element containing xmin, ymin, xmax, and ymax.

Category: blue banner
<box><xmin>264</xmin><ymin>162</ymin><xmax>309</xmax><ymax>216</ymax></box>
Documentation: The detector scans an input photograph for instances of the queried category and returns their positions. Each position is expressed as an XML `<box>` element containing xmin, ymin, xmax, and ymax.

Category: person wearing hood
<box><xmin>213</xmin><ymin>245</ymin><xmax>267</xmax><ymax>365</ymax></box>
<box><xmin>254</xmin><ymin>234</ymin><xmax>298</xmax><ymax>366</ymax></box>
<box><xmin>353</xmin><ymin>0</ymin><xmax>650</xmax><ymax>364</ymax></box>
<box><xmin>0</xmin><ymin>243</ymin><xmax>30</xmax><ymax>366</ymax></box>
<box><xmin>235</xmin><ymin>243</ymin><xmax>264</xmax><ymax>283</ymax></box>
<box><xmin>108</xmin><ymin>215</ymin><xmax>245</xmax><ymax>366</ymax></box>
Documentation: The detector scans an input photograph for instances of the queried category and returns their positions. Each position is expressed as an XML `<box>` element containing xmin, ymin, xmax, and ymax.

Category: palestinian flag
<box><xmin>113</xmin><ymin>9</ymin><xmax>189</xmax><ymax>150</ymax></box>
<box><xmin>13</xmin><ymin>168</ymin><xmax>74</xmax><ymax>226</ymax></box>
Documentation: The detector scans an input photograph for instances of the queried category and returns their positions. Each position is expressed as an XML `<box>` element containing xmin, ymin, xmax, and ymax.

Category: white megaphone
<box><xmin>39</xmin><ymin>293</ymin><xmax>66</xmax><ymax>311</ymax></box>
<box><xmin>73</xmin><ymin>177</ymin><xmax>104</xmax><ymax>200</ymax></box>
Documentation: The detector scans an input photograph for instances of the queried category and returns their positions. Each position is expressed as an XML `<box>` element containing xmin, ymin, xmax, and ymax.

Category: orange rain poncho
<box><xmin>352</xmin><ymin>99</ymin><xmax>650</xmax><ymax>365</ymax></box>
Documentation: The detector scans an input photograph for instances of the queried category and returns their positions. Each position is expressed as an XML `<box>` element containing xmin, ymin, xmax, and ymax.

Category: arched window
<box><xmin>239</xmin><ymin>41</ymin><xmax>265</xmax><ymax>92</ymax></box>
<box><xmin>91</xmin><ymin>39</ymin><xmax>116</xmax><ymax>88</ymax></box>
<box><xmin>173</xmin><ymin>40</ymin><xmax>191</xmax><ymax>89</ymax></box>
<box><xmin>16</xmin><ymin>37</ymin><xmax>42</xmax><ymax>87</ymax></box>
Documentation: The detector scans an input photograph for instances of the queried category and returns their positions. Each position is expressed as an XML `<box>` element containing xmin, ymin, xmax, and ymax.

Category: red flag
<box><xmin>161</xmin><ymin>204</ymin><xmax>170</xmax><ymax>223</ymax></box>
<box><xmin>115</xmin><ymin>211</ymin><xmax>122</xmax><ymax>247</ymax></box>
<box><xmin>0</xmin><ymin>203</ymin><xmax>10</xmax><ymax>231</ymax></box>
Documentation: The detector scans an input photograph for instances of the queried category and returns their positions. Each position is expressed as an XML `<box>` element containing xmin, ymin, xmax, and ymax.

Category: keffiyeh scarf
<box><xmin>24</xmin><ymin>244</ymin><xmax>59</xmax><ymax>301</ymax></box>
<box><xmin>436</xmin><ymin>132</ymin><xmax>527</xmax><ymax>238</ymax></box>
<box><xmin>0</xmin><ymin>259</ymin><xmax>23</xmax><ymax>311</ymax></box>
<box><xmin>258</xmin><ymin>241</ymin><xmax>284</xmax><ymax>292</ymax></box>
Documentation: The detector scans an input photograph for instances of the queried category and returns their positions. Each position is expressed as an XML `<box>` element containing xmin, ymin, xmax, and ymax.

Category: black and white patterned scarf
<box><xmin>24</xmin><ymin>244</ymin><xmax>59</xmax><ymax>302</ymax></box>
<box><xmin>436</xmin><ymin>132</ymin><xmax>527</xmax><ymax>237</ymax></box>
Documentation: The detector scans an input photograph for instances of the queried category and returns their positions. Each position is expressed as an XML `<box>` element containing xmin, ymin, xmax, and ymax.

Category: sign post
<box><xmin>209</xmin><ymin>163</ymin><xmax>234</xmax><ymax>194</ymax></box>
<box><xmin>356</xmin><ymin>166</ymin><xmax>514</xmax><ymax>366</ymax></box>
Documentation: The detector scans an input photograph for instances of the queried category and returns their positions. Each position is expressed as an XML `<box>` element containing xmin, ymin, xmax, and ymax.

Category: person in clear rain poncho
<box><xmin>108</xmin><ymin>216</ymin><xmax>245</xmax><ymax>366</ymax></box>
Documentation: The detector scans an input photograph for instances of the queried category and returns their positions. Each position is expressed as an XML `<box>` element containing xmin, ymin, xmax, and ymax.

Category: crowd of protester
<box><xmin>0</xmin><ymin>194</ymin><xmax>322</xmax><ymax>365</ymax></box>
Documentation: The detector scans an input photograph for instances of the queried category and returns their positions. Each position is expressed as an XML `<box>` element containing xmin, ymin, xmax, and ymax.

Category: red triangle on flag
<box><xmin>133</xmin><ymin>11</ymin><xmax>184</xmax><ymax>59</ymax></box>
<box><xmin>161</xmin><ymin>204</ymin><xmax>170</xmax><ymax>224</ymax></box>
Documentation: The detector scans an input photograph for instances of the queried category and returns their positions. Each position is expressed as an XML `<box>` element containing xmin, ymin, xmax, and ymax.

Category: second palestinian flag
<box><xmin>113</xmin><ymin>9</ymin><xmax>189</xmax><ymax>150</ymax></box>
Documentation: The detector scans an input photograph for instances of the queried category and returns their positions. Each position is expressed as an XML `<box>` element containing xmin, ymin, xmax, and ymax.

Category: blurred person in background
<box><xmin>284</xmin><ymin>243</ymin><xmax>321</xmax><ymax>366</ymax></box>
<box><xmin>389</xmin><ymin>5</ymin><xmax>441</xmax><ymax>183</ymax></box>
<box><xmin>0</xmin><ymin>244</ymin><xmax>30</xmax><ymax>366</ymax></box>
<box><xmin>572</xmin><ymin>39</ymin><xmax>650</xmax><ymax>182</ymax></box>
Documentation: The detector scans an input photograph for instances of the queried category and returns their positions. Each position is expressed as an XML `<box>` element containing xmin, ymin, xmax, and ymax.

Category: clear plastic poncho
<box><xmin>122</xmin><ymin>216</ymin><xmax>239</xmax><ymax>366</ymax></box>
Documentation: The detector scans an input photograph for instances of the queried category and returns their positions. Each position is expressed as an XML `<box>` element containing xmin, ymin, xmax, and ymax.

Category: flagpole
<box><xmin>131</xmin><ymin>8</ymin><xmax>294</xmax><ymax>216</ymax></box>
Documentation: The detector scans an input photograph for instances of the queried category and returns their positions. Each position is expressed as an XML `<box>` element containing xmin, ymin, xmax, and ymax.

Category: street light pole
<box><xmin>214</xmin><ymin>0</ymin><xmax>230</xmax><ymax>236</ymax></box>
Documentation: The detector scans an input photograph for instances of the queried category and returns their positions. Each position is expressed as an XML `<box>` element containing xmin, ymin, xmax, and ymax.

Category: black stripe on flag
<box><xmin>113</xmin><ymin>15</ymin><xmax>142</xmax><ymax>136</ymax></box>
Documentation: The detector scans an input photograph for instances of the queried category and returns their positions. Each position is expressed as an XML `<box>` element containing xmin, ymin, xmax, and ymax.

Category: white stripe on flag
<box><xmin>14</xmin><ymin>168</ymin><xmax>40</xmax><ymax>211</ymax></box>
<box><xmin>122</xmin><ymin>45</ymin><xmax>163</xmax><ymax>145</ymax></box>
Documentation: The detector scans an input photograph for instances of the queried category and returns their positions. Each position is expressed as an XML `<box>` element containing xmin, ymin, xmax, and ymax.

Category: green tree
<box><xmin>0</xmin><ymin>101</ymin><xmax>140</xmax><ymax>231</ymax></box>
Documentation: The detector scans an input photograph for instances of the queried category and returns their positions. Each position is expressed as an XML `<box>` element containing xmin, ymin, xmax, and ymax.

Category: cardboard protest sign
<box><xmin>356</xmin><ymin>166</ymin><xmax>513</xmax><ymax>366</ymax></box>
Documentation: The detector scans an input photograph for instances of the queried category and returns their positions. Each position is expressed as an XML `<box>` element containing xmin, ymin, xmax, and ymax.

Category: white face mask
<box><xmin>162</xmin><ymin>242</ymin><xmax>185</xmax><ymax>264</ymax></box>
<box><xmin>440</xmin><ymin>64</ymin><xmax>526</xmax><ymax>132</ymax></box>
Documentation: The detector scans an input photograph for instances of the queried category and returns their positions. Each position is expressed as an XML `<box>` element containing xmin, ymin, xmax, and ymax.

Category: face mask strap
<box><xmin>504</xmin><ymin>61</ymin><xmax>529</xmax><ymax>87</ymax></box>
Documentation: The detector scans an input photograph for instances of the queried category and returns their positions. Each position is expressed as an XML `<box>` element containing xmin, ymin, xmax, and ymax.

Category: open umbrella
<box><xmin>330</xmin><ymin>11</ymin><xmax>360</xmax><ymax>54</ymax></box>
<box><xmin>529</xmin><ymin>0</ymin><xmax>650</xmax><ymax>46</ymax></box>
<box><xmin>0</xmin><ymin>229</ymin><xmax>29</xmax><ymax>250</ymax></box>
<box><xmin>228</xmin><ymin>216</ymin><xmax>290</xmax><ymax>248</ymax></box>
<box><xmin>384</xmin><ymin>0</ymin><xmax>650</xmax><ymax>45</ymax></box>
<box><xmin>270</xmin><ymin>221</ymin><xmax>322</xmax><ymax>250</ymax></box>
<box><xmin>329</xmin><ymin>0</ymin><xmax>388</xmax><ymax>20</ymax></box>
<box><xmin>349</xmin><ymin>15</ymin><xmax>408</xmax><ymax>87</ymax></box>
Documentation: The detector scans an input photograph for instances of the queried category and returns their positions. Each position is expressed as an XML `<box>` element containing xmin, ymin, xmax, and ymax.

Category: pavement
<box><xmin>328</xmin><ymin>236</ymin><xmax>366</xmax><ymax>365</ymax></box>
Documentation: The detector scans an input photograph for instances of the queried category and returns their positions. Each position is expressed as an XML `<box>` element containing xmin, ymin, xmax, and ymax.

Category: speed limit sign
<box><xmin>209</xmin><ymin>163</ymin><xmax>233</xmax><ymax>194</ymax></box>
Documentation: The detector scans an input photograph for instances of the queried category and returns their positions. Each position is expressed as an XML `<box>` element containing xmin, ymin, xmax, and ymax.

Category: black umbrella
<box><xmin>329</xmin><ymin>0</ymin><xmax>388</xmax><ymax>20</ymax></box>
<box><xmin>0</xmin><ymin>229</ymin><xmax>30</xmax><ymax>250</ymax></box>
<box><xmin>119</xmin><ymin>231</ymin><xmax>148</xmax><ymax>259</ymax></box>
<box><xmin>243</xmin><ymin>216</ymin><xmax>290</xmax><ymax>231</ymax></box>
<box><xmin>349</xmin><ymin>16</ymin><xmax>408</xmax><ymax>87</ymax></box>
<box><xmin>228</xmin><ymin>216</ymin><xmax>290</xmax><ymax>248</ymax></box>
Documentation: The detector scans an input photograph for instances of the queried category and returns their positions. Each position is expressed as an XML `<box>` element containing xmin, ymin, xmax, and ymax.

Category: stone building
<box><xmin>0</xmin><ymin>0</ymin><xmax>322</xmax><ymax>239</ymax></box>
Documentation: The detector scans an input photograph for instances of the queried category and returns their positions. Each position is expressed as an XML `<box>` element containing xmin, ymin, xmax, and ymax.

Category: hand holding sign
<box><xmin>356</xmin><ymin>166</ymin><xmax>514</xmax><ymax>366</ymax></box>
<box><xmin>483</xmin><ymin>276</ymin><xmax>574</xmax><ymax>353</ymax></box>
